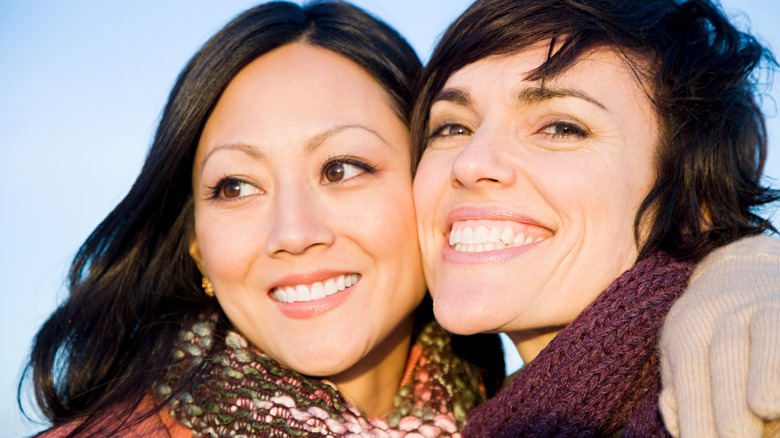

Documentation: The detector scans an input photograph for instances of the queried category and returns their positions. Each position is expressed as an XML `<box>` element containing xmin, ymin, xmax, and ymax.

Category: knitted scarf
<box><xmin>463</xmin><ymin>251</ymin><xmax>694</xmax><ymax>438</ymax></box>
<box><xmin>157</xmin><ymin>316</ymin><xmax>486</xmax><ymax>437</ymax></box>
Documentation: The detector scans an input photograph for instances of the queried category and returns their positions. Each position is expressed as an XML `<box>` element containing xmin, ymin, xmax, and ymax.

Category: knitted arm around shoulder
<box><xmin>659</xmin><ymin>234</ymin><xmax>780</xmax><ymax>438</ymax></box>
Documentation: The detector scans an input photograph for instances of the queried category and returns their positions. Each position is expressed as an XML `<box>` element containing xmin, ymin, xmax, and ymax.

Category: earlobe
<box><xmin>189</xmin><ymin>235</ymin><xmax>206</xmax><ymax>275</ymax></box>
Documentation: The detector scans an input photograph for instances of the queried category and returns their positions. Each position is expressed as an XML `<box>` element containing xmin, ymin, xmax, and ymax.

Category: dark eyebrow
<box><xmin>200</xmin><ymin>142</ymin><xmax>264</xmax><ymax>170</ymax></box>
<box><xmin>515</xmin><ymin>86</ymin><xmax>607</xmax><ymax>111</ymax></box>
<box><xmin>431</xmin><ymin>88</ymin><xmax>471</xmax><ymax>107</ymax></box>
<box><xmin>304</xmin><ymin>124</ymin><xmax>388</xmax><ymax>153</ymax></box>
<box><xmin>200</xmin><ymin>124</ymin><xmax>389</xmax><ymax>170</ymax></box>
<box><xmin>431</xmin><ymin>85</ymin><xmax>606</xmax><ymax>112</ymax></box>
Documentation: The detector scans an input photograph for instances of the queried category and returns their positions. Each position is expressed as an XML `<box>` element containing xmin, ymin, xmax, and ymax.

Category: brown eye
<box><xmin>540</xmin><ymin>121</ymin><xmax>588</xmax><ymax>140</ymax></box>
<box><xmin>208</xmin><ymin>178</ymin><xmax>260</xmax><ymax>200</ymax></box>
<box><xmin>222</xmin><ymin>181</ymin><xmax>243</xmax><ymax>198</ymax></box>
<box><xmin>444</xmin><ymin>125</ymin><xmax>471</xmax><ymax>136</ymax></box>
<box><xmin>321</xmin><ymin>159</ymin><xmax>373</xmax><ymax>184</ymax></box>
<box><xmin>324</xmin><ymin>163</ymin><xmax>345</xmax><ymax>182</ymax></box>
<box><xmin>431</xmin><ymin>123</ymin><xmax>473</xmax><ymax>138</ymax></box>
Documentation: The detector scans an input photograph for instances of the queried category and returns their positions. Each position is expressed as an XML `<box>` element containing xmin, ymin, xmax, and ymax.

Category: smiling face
<box><xmin>190</xmin><ymin>44</ymin><xmax>425</xmax><ymax>385</ymax></box>
<box><xmin>413</xmin><ymin>44</ymin><xmax>660</xmax><ymax>360</ymax></box>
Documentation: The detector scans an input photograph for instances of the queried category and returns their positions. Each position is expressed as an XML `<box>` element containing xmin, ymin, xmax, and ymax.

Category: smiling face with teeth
<box><xmin>413</xmin><ymin>43</ymin><xmax>659</xmax><ymax>361</ymax></box>
<box><xmin>188</xmin><ymin>43</ymin><xmax>426</xmax><ymax>406</ymax></box>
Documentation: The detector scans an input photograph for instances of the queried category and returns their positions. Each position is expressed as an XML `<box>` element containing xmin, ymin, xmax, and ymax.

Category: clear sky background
<box><xmin>1</xmin><ymin>1</ymin><xmax>778</xmax><ymax>436</ymax></box>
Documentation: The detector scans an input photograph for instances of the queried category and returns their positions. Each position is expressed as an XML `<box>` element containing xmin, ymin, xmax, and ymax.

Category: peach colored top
<box><xmin>34</xmin><ymin>397</ymin><xmax>191</xmax><ymax>438</ymax></box>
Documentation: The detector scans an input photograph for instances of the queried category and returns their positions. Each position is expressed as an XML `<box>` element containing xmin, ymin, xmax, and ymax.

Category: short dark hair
<box><xmin>24</xmin><ymin>2</ymin><xmax>421</xmax><ymax>435</ymax></box>
<box><xmin>412</xmin><ymin>0</ymin><xmax>778</xmax><ymax>261</ymax></box>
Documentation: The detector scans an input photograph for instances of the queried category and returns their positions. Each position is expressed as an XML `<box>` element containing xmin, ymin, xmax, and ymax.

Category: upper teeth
<box><xmin>272</xmin><ymin>274</ymin><xmax>359</xmax><ymax>303</ymax></box>
<box><xmin>450</xmin><ymin>223</ymin><xmax>545</xmax><ymax>253</ymax></box>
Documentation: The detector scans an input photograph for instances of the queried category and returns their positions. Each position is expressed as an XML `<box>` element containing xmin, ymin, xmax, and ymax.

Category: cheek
<box><xmin>534</xmin><ymin>153</ymin><xmax>641</xmax><ymax>216</ymax></box>
<box><xmin>412</xmin><ymin>154</ymin><xmax>449</xmax><ymax>221</ymax></box>
<box><xmin>195</xmin><ymin>211</ymin><xmax>263</xmax><ymax>281</ymax></box>
<box><xmin>372</xmin><ymin>180</ymin><xmax>419</xmax><ymax>246</ymax></box>
<box><xmin>559</xmin><ymin>161</ymin><xmax>648</xmax><ymax>259</ymax></box>
<box><xmin>349</xmin><ymin>179</ymin><xmax>426</xmax><ymax>301</ymax></box>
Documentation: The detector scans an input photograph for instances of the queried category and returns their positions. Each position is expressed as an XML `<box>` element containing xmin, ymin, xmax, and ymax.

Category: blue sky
<box><xmin>2</xmin><ymin>1</ymin><xmax>778</xmax><ymax>435</ymax></box>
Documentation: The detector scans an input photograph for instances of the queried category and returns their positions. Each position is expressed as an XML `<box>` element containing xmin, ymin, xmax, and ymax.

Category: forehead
<box><xmin>441</xmin><ymin>44</ymin><xmax>651</xmax><ymax>110</ymax></box>
<box><xmin>198</xmin><ymin>43</ymin><xmax>405</xmax><ymax>151</ymax></box>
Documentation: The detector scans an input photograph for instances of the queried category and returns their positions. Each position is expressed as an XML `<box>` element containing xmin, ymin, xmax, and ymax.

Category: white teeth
<box><xmin>488</xmin><ymin>226</ymin><xmax>502</xmax><ymax>243</ymax></box>
<box><xmin>272</xmin><ymin>274</ymin><xmax>359</xmax><ymax>303</ymax></box>
<box><xmin>310</xmin><ymin>282</ymin><xmax>326</xmax><ymax>300</ymax></box>
<box><xmin>324</xmin><ymin>279</ymin><xmax>338</xmax><ymax>296</ymax></box>
<box><xmin>296</xmin><ymin>285</ymin><xmax>311</xmax><ymax>301</ymax></box>
<box><xmin>474</xmin><ymin>225</ymin><xmax>488</xmax><ymax>243</ymax></box>
<box><xmin>449</xmin><ymin>223</ymin><xmax>547</xmax><ymax>253</ymax></box>
<box><xmin>462</xmin><ymin>226</ymin><xmax>474</xmax><ymax>244</ymax></box>
<box><xmin>501</xmin><ymin>226</ymin><xmax>513</xmax><ymax>244</ymax></box>
<box><xmin>449</xmin><ymin>228</ymin><xmax>459</xmax><ymax>246</ymax></box>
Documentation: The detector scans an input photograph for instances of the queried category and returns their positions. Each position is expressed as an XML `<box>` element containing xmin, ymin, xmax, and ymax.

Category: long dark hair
<box><xmin>23</xmin><ymin>2</ymin><xmax>422</xmax><ymax>435</ymax></box>
<box><xmin>413</xmin><ymin>0</ymin><xmax>777</xmax><ymax>261</ymax></box>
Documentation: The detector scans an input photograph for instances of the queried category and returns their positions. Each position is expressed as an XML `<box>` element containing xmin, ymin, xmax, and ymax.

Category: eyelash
<box><xmin>321</xmin><ymin>156</ymin><xmax>378</xmax><ymax>183</ymax></box>
<box><xmin>427</xmin><ymin>122</ymin><xmax>473</xmax><ymax>141</ymax></box>
<box><xmin>206</xmin><ymin>176</ymin><xmax>258</xmax><ymax>201</ymax></box>
<box><xmin>539</xmin><ymin>120</ymin><xmax>589</xmax><ymax>140</ymax></box>
<box><xmin>428</xmin><ymin>119</ymin><xmax>589</xmax><ymax>143</ymax></box>
<box><xmin>203</xmin><ymin>157</ymin><xmax>377</xmax><ymax>200</ymax></box>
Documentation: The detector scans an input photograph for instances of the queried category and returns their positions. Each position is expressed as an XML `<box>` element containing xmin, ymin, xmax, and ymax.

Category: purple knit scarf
<box><xmin>463</xmin><ymin>251</ymin><xmax>693</xmax><ymax>437</ymax></box>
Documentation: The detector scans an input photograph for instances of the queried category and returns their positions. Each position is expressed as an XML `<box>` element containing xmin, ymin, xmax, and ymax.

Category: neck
<box><xmin>508</xmin><ymin>325</ymin><xmax>566</xmax><ymax>364</ymax></box>
<box><xmin>328</xmin><ymin>315</ymin><xmax>415</xmax><ymax>417</ymax></box>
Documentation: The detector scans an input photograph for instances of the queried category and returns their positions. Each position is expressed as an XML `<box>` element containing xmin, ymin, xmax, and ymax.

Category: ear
<box><xmin>189</xmin><ymin>234</ymin><xmax>207</xmax><ymax>275</ymax></box>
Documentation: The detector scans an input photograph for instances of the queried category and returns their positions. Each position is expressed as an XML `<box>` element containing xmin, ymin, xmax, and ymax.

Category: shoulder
<box><xmin>700</xmin><ymin>233</ymin><xmax>780</xmax><ymax>263</ymax></box>
<box><xmin>32</xmin><ymin>399</ymin><xmax>192</xmax><ymax>438</ymax></box>
<box><xmin>691</xmin><ymin>233</ymin><xmax>780</xmax><ymax>283</ymax></box>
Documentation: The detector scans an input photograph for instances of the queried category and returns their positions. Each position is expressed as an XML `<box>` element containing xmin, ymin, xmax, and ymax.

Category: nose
<box><xmin>450</xmin><ymin>128</ymin><xmax>516</xmax><ymax>190</ymax></box>
<box><xmin>265</xmin><ymin>186</ymin><xmax>335</xmax><ymax>256</ymax></box>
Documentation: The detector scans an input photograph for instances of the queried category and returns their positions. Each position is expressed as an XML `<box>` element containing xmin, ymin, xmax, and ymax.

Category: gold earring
<box><xmin>202</xmin><ymin>277</ymin><xmax>215</xmax><ymax>297</ymax></box>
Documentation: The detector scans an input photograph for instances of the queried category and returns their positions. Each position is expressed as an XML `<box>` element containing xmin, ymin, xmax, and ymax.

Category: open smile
<box><xmin>271</xmin><ymin>273</ymin><xmax>360</xmax><ymax>303</ymax></box>
<box><xmin>449</xmin><ymin>220</ymin><xmax>551</xmax><ymax>253</ymax></box>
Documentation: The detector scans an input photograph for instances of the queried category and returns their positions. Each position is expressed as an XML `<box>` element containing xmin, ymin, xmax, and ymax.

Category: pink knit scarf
<box><xmin>158</xmin><ymin>316</ymin><xmax>487</xmax><ymax>437</ymax></box>
<box><xmin>463</xmin><ymin>251</ymin><xmax>693</xmax><ymax>437</ymax></box>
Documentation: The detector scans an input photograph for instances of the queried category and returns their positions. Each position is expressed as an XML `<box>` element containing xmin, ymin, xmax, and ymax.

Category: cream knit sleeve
<box><xmin>659</xmin><ymin>234</ymin><xmax>780</xmax><ymax>438</ymax></box>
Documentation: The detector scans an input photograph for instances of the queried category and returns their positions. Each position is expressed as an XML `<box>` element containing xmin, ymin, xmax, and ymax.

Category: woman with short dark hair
<box><xmin>411</xmin><ymin>0</ymin><xmax>779</xmax><ymax>435</ymax></box>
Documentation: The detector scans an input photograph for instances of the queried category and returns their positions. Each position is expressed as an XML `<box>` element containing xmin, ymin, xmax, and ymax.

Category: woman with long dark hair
<box><xmin>24</xmin><ymin>2</ymin><xmax>503</xmax><ymax>436</ymax></box>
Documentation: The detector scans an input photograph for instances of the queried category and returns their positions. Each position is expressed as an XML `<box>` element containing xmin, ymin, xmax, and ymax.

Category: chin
<box><xmin>433</xmin><ymin>296</ymin><xmax>498</xmax><ymax>336</ymax></box>
<box><xmin>283</xmin><ymin>354</ymin><xmax>353</xmax><ymax>378</ymax></box>
<box><xmin>278</xmin><ymin>340</ymin><xmax>366</xmax><ymax>377</ymax></box>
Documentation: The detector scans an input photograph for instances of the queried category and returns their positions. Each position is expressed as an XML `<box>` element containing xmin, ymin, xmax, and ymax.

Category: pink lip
<box><xmin>443</xmin><ymin>239</ymin><xmax>542</xmax><ymax>264</ymax></box>
<box><xmin>272</xmin><ymin>286</ymin><xmax>355</xmax><ymax>320</ymax></box>
<box><xmin>442</xmin><ymin>205</ymin><xmax>552</xmax><ymax>264</ymax></box>
<box><xmin>446</xmin><ymin>206</ymin><xmax>549</xmax><ymax>230</ymax></box>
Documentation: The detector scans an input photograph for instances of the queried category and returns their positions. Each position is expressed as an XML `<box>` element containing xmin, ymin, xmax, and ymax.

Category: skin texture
<box><xmin>189</xmin><ymin>43</ymin><xmax>426</xmax><ymax>416</ymax></box>
<box><xmin>414</xmin><ymin>43</ymin><xmax>660</xmax><ymax>362</ymax></box>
